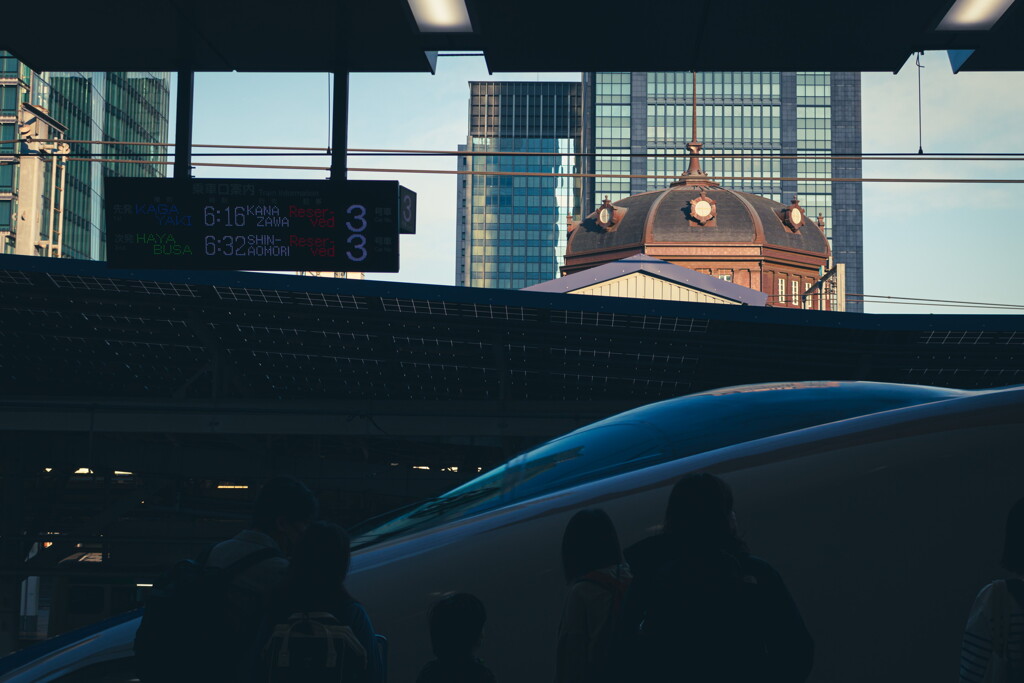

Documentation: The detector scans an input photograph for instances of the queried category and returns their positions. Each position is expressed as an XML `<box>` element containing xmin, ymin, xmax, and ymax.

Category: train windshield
<box><xmin>351</xmin><ymin>381</ymin><xmax>969</xmax><ymax>549</ymax></box>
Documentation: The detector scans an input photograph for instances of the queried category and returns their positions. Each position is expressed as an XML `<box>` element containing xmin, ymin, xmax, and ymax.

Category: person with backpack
<box><xmin>417</xmin><ymin>593</ymin><xmax>496</xmax><ymax>683</ymax></box>
<box><xmin>135</xmin><ymin>476</ymin><xmax>319</xmax><ymax>683</ymax></box>
<box><xmin>260</xmin><ymin>521</ymin><xmax>383</xmax><ymax>683</ymax></box>
<box><xmin>613</xmin><ymin>472</ymin><xmax>813</xmax><ymax>682</ymax></box>
<box><xmin>960</xmin><ymin>496</ymin><xmax>1024</xmax><ymax>683</ymax></box>
<box><xmin>556</xmin><ymin>508</ymin><xmax>632</xmax><ymax>683</ymax></box>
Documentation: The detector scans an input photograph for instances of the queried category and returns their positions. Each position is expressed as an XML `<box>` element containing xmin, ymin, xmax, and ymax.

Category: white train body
<box><xmin>3</xmin><ymin>381</ymin><xmax>1022</xmax><ymax>683</ymax></box>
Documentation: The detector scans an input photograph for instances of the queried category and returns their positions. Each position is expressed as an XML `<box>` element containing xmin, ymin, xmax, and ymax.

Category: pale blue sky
<box><xmin>185</xmin><ymin>54</ymin><xmax>1024</xmax><ymax>314</ymax></box>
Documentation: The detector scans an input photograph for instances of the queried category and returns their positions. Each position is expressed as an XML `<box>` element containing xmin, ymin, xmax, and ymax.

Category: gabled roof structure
<box><xmin>523</xmin><ymin>254</ymin><xmax>768</xmax><ymax>307</ymax></box>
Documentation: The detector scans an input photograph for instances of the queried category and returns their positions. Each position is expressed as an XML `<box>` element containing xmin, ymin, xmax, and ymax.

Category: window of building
<box><xmin>778</xmin><ymin>278</ymin><xmax>786</xmax><ymax>305</ymax></box>
<box><xmin>0</xmin><ymin>163</ymin><xmax>13</xmax><ymax>192</ymax></box>
<box><xmin>792</xmin><ymin>280</ymin><xmax>800</xmax><ymax>305</ymax></box>
<box><xmin>0</xmin><ymin>123</ymin><xmax>14</xmax><ymax>154</ymax></box>
<box><xmin>0</xmin><ymin>200</ymin><xmax>12</xmax><ymax>230</ymax></box>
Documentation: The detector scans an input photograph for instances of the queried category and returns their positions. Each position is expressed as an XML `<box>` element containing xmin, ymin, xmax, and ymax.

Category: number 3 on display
<box><xmin>402</xmin><ymin>194</ymin><xmax>413</xmax><ymax>224</ymax></box>
<box><xmin>346</xmin><ymin>204</ymin><xmax>368</xmax><ymax>262</ymax></box>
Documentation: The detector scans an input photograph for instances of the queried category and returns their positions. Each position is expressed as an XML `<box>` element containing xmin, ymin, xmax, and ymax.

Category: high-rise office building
<box><xmin>0</xmin><ymin>51</ymin><xmax>170</xmax><ymax>260</ymax></box>
<box><xmin>1</xmin><ymin>55</ymin><xmax>64</xmax><ymax>258</ymax></box>
<box><xmin>581</xmin><ymin>72</ymin><xmax>863</xmax><ymax>311</ymax></box>
<box><xmin>456</xmin><ymin>81</ymin><xmax>581</xmax><ymax>288</ymax></box>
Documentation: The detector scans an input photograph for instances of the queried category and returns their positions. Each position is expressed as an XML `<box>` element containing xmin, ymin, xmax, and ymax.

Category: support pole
<box><xmin>330</xmin><ymin>72</ymin><xmax>349</xmax><ymax>181</ymax></box>
<box><xmin>174</xmin><ymin>72</ymin><xmax>194</xmax><ymax>180</ymax></box>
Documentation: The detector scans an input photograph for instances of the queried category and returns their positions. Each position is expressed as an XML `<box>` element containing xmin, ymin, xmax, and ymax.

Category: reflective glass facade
<box><xmin>48</xmin><ymin>71</ymin><xmax>170</xmax><ymax>261</ymax></box>
<box><xmin>0</xmin><ymin>52</ymin><xmax>170</xmax><ymax>260</ymax></box>
<box><xmin>581</xmin><ymin>72</ymin><xmax>863</xmax><ymax>311</ymax></box>
<box><xmin>457</xmin><ymin>82</ymin><xmax>581</xmax><ymax>288</ymax></box>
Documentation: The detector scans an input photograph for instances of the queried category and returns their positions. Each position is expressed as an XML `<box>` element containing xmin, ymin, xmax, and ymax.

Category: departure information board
<box><xmin>105</xmin><ymin>178</ymin><xmax>411</xmax><ymax>271</ymax></box>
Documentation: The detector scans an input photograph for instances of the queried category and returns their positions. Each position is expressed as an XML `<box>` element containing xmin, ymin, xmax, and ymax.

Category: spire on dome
<box><xmin>671</xmin><ymin>71</ymin><xmax>717</xmax><ymax>187</ymax></box>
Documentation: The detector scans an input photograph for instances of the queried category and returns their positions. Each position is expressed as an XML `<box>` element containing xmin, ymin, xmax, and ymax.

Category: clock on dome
<box><xmin>595</xmin><ymin>197</ymin><xmax>618</xmax><ymax>230</ymax></box>
<box><xmin>782</xmin><ymin>196</ymin><xmax>805</xmax><ymax>231</ymax></box>
<box><xmin>687</xmin><ymin>188</ymin><xmax>717</xmax><ymax>226</ymax></box>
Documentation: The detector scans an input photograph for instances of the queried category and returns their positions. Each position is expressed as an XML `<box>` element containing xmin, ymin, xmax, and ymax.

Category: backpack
<box><xmin>579</xmin><ymin>567</ymin><xmax>631</xmax><ymax>621</ymax></box>
<box><xmin>263</xmin><ymin>611</ymin><xmax>368</xmax><ymax>683</ymax></box>
<box><xmin>634</xmin><ymin>550</ymin><xmax>770</xmax><ymax>682</ymax></box>
<box><xmin>134</xmin><ymin>546</ymin><xmax>283</xmax><ymax>683</ymax></box>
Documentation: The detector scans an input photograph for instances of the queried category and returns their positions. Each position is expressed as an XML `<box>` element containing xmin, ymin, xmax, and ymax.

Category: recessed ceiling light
<box><xmin>407</xmin><ymin>0</ymin><xmax>473</xmax><ymax>32</ymax></box>
<box><xmin>937</xmin><ymin>0</ymin><xmax>1016</xmax><ymax>30</ymax></box>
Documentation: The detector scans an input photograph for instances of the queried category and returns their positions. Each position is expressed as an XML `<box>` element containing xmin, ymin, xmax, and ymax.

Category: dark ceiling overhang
<box><xmin>1</xmin><ymin>0</ymin><xmax>1021</xmax><ymax>74</ymax></box>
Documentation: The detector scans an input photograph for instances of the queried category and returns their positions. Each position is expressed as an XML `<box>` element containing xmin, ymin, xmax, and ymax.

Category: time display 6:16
<box><xmin>199</xmin><ymin>203</ymin><xmax>370</xmax><ymax>262</ymax></box>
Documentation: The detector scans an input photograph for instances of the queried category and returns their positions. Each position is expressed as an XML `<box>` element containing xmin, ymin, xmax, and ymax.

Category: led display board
<box><xmin>105</xmin><ymin>178</ymin><xmax>411</xmax><ymax>271</ymax></box>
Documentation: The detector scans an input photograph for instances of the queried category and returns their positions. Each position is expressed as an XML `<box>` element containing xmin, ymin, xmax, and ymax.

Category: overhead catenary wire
<box><xmin>849</xmin><ymin>293</ymin><xmax>1024</xmax><ymax>309</ymax></box>
<box><xmin>765</xmin><ymin>291</ymin><xmax>1024</xmax><ymax>310</ymax></box>
<box><xmin>58</xmin><ymin>157</ymin><xmax>1024</xmax><ymax>183</ymax></box>
<box><xmin>766</xmin><ymin>298</ymin><xmax>1024</xmax><ymax>311</ymax></box>
<box><xmin>916</xmin><ymin>51</ymin><xmax>926</xmax><ymax>155</ymax></box>
<box><xmin>9</xmin><ymin>139</ymin><xmax>1024</xmax><ymax>161</ymax></box>
<box><xmin>847</xmin><ymin>300</ymin><xmax>1024</xmax><ymax>310</ymax></box>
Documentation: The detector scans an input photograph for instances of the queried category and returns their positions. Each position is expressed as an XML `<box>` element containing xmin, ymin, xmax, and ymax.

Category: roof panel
<box><xmin>4</xmin><ymin>0</ymin><xmax>1024</xmax><ymax>73</ymax></box>
<box><xmin>0</xmin><ymin>254</ymin><xmax>1023</xmax><ymax>404</ymax></box>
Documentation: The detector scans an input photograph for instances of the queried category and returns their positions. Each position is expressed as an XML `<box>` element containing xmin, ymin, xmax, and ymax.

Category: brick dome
<box><xmin>566</xmin><ymin>184</ymin><xmax>830</xmax><ymax>261</ymax></box>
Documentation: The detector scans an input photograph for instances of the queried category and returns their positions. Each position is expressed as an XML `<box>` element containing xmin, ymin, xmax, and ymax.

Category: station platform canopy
<box><xmin>2</xmin><ymin>0</ymin><xmax>1022</xmax><ymax>74</ymax></box>
<box><xmin>0</xmin><ymin>253</ymin><xmax>1021</xmax><ymax>415</ymax></box>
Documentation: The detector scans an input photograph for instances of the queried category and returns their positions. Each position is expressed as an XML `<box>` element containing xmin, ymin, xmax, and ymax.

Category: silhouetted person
<box><xmin>135</xmin><ymin>476</ymin><xmax>318</xmax><ymax>683</ymax></box>
<box><xmin>417</xmin><ymin>593</ymin><xmax>496</xmax><ymax>683</ymax></box>
<box><xmin>209</xmin><ymin>475</ymin><xmax>318</xmax><ymax>594</ymax></box>
<box><xmin>960</xmin><ymin>497</ymin><xmax>1024</xmax><ymax>682</ymax></box>
<box><xmin>614</xmin><ymin>472</ymin><xmax>813</xmax><ymax>682</ymax></box>
<box><xmin>557</xmin><ymin>509</ymin><xmax>632</xmax><ymax>683</ymax></box>
<box><xmin>260</xmin><ymin>521</ymin><xmax>383</xmax><ymax>683</ymax></box>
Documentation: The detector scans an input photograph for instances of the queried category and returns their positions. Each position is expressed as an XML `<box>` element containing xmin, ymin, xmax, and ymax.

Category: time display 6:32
<box><xmin>200</xmin><ymin>203</ymin><xmax>370</xmax><ymax>262</ymax></box>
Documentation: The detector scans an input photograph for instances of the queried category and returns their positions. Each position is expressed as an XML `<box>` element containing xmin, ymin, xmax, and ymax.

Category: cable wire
<box><xmin>916</xmin><ymin>51</ymin><xmax>925</xmax><ymax>155</ymax></box>
<box><xmin>849</xmin><ymin>293</ymin><xmax>1024</xmax><ymax>309</ymax></box>
<box><xmin>11</xmin><ymin>139</ymin><xmax>1024</xmax><ymax>161</ymax></box>
<box><xmin>57</xmin><ymin>157</ymin><xmax>1024</xmax><ymax>183</ymax></box>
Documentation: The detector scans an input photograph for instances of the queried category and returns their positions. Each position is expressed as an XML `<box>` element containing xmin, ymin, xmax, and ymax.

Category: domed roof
<box><xmin>567</xmin><ymin>183</ymin><xmax>830</xmax><ymax>258</ymax></box>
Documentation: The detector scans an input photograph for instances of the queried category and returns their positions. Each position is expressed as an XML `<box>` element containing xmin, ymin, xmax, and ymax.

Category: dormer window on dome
<box><xmin>782</xmin><ymin>196</ymin><xmax>805</xmax><ymax>232</ymax></box>
<box><xmin>596</xmin><ymin>197</ymin><xmax>619</xmax><ymax>230</ymax></box>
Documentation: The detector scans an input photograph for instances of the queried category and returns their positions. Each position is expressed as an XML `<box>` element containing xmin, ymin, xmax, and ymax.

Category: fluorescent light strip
<box><xmin>938</xmin><ymin>0</ymin><xmax>1016</xmax><ymax>29</ymax></box>
<box><xmin>407</xmin><ymin>0</ymin><xmax>473</xmax><ymax>32</ymax></box>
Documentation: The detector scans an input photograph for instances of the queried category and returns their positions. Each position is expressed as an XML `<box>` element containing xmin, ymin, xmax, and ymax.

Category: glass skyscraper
<box><xmin>581</xmin><ymin>72</ymin><xmax>863</xmax><ymax>311</ymax></box>
<box><xmin>456</xmin><ymin>81</ymin><xmax>581</xmax><ymax>288</ymax></box>
<box><xmin>0</xmin><ymin>51</ymin><xmax>170</xmax><ymax>261</ymax></box>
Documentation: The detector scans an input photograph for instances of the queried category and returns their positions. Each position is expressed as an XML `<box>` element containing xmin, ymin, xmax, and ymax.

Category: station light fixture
<box><xmin>413</xmin><ymin>465</ymin><xmax>431</xmax><ymax>470</ymax></box>
<box><xmin>407</xmin><ymin>0</ymin><xmax>473</xmax><ymax>32</ymax></box>
<box><xmin>217</xmin><ymin>483</ymin><xmax>249</xmax><ymax>490</ymax></box>
<box><xmin>938</xmin><ymin>0</ymin><xmax>1016</xmax><ymax>29</ymax></box>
